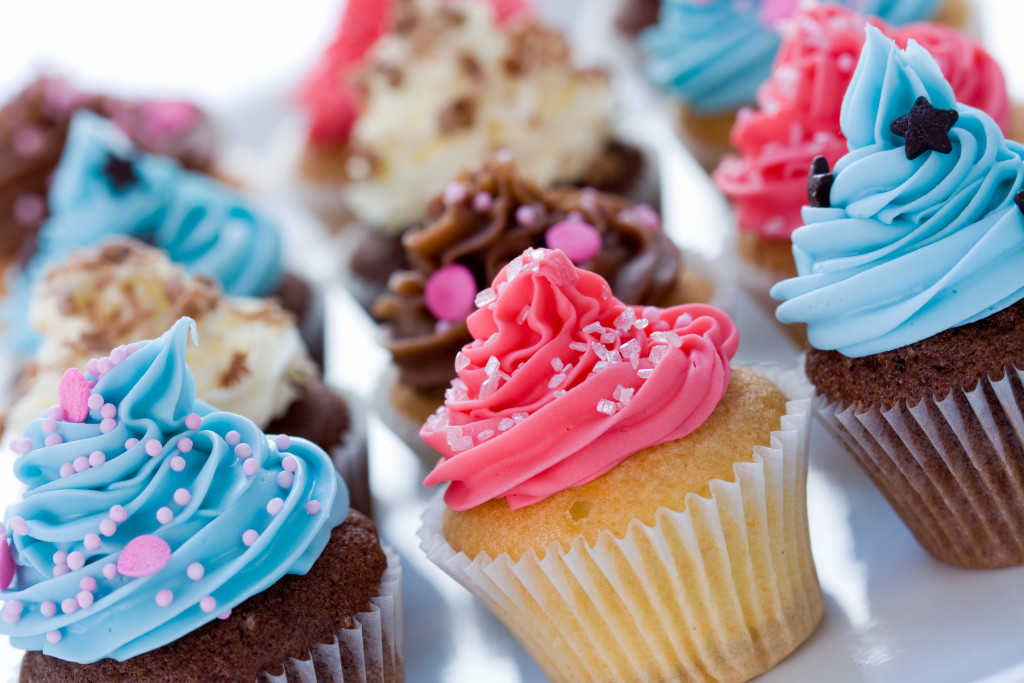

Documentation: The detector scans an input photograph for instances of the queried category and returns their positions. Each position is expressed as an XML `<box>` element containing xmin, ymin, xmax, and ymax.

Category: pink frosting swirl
<box><xmin>713</xmin><ymin>5</ymin><xmax>1011</xmax><ymax>241</ymax></box>
<box><xmin>421</xmin><ymin>248</ymin><xmax>739</xmax><ymax>511</ymax></box>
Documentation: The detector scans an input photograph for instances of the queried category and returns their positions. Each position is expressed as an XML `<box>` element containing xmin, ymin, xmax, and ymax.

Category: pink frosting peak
<box><xmin>421</xmin><ymin>248</ymin><xmax>739</xmax><ymax>511</ymax></box>
<box><xmin>713</xmin><ymin>5</ymin><xmax>1011</xmax><ymax>242</ymax></box>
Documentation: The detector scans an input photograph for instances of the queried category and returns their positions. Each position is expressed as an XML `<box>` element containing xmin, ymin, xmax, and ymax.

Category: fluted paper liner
<box><xmin>419</xmin><ymin>367</ymin><xmax>823</xmax><ymax>682</ymax></box>
<box><xmin>815</xmin><ymin>365</ymin><xmax>1024</xmax><ymax>569</ymax></box>
<box><xmin>260</xmin><ymin>546</ymin><xmax>404</xmax><ymax>683</ymax></box>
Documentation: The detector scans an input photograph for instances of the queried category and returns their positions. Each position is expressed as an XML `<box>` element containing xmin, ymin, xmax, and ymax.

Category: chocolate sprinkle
<box><xmin>1015</xmin><ymin>189</ymin><xmax>1024</xmax><ymax>215</ymax></box>
<box><xmin>102</xmin><ymin>152</ymin><xmax>139</xmax><ymax>192</ymax></box>
<box><xmin>889</xmin><ymin>96</ymin><xmax>959</xmax><ymax>161</ymax></box>
<box><xmin>807</xmin><ymin>155</ymin><xmax>833</xmax><ymax>208</ymax></box>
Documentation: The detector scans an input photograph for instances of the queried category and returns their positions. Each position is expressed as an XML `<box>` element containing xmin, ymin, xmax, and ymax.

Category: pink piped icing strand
<box><xmin>422</xmin><ymin>248</ymin><xmax>739</xmax><ymax>510</ymax></box>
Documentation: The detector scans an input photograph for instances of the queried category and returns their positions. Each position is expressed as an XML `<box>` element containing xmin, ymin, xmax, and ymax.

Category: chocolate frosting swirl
<box><xmin>373</xmin><ymin>158</ymin><xmax>681</xmax><ymax>392</ymax></box>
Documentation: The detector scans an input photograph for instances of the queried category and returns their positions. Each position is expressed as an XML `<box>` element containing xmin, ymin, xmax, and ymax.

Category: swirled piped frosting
<box><xmin>0</xmin><ymin>317</ymin><xmax>347</xmax><ymax>663</ymax></box>
<box><xmin>641</xmin><ymin>0</ymin><xmax>943</xmax><ymax>115</ymax></box>
<box><xmin>771</xmin><ymin>27</ymin><xmax>1024</xmax><ymax>357</ymax></box>
<box><xmin>713</xmin><ymin>6</ymin><xmax>1010</xmax><ymax>241</ymax></box>
<box><xmin>374</xmin><ymin>158</ymin><xmax>680</xmax><ymax>393</ymax></box>
<box><xmin>421</xmin><ymin>248</ymin><xmax>737</xmax><ymax>510</ymax></box>
<box><xmin>7</xmin><ymin>110</ymin><xmax>283</xmax><ymax>352</ymax></box>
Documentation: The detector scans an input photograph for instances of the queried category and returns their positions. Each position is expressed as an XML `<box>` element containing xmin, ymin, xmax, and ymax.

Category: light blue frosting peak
<box><xmin>0</xmin><ymin>317</ymin><xmax>347</xmax><ymax>663</ymax></box>
<box><xmin>771</xmin><ymin>27</ymin><xmax>1024</xmax><ymax>357</ymax></box>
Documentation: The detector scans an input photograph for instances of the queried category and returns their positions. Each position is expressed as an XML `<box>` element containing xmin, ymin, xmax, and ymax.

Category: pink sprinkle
<box><xmin>218</xmin><ymin>610</ymin><xmax>232</xmax><ymax>620</ymax></box>
<box><xmin>45</xmin><ymin>434</ymin><xmax>63</xmax><ymax>447</ymax></box>
<box><xmin>277</xmin><ymin>471</ymin><xmax>294</xmax><ymax>489</ymax></box>
<box><xmin>242</xmin><ymin>530</ymin><xmax>258</xmax><ymax>547</ymax></box>
<box><xmin>173</xmin><ymin>489</ymin><xmax>191</xmax><ymax>506</ymax></box>
<box><xmin>0</xmin><ymin>534</ymin><xmax>12</xmax><ymax>590</ymax></box>
<box><xmin>145</xmin><ymin>439</ymin><xmax>162</xmax><ymax>457</ymax></box>
<box><xmin>53</xmin><ymin>564</ymin><xmax>69</xmax><ymax>577</ymax></box>
<box><xmin>1</xmin><ymin>611</ymin><xmax>19</xmax><ymax>625</ymax></box>
<box><xmin>84</xmin><ymin>534</ymin><xmax>101</xmax><ymax>551</ymax></box>
<box><xmin>266</xmin><ymin>498</ymin><xmax>284</xmax><ymax>515</ymax></box>
<box><xmin>102</xmin><ymin>563</ymin><xmax>118</xmax><ymax>579</ymax></box>
<box><xmin>109</xmin><ymin>506</ymin><xmax>128</xmax><ymax>523</ymax></box>
<box><xmin>109</xmin><ymin>347</ymin><xmax>126</xmax><ymax>364</ymax></box>
<box><xmin>125</xmin><ymin>438</ymin><xmax>140</xmax><ymax>449</ymax></box>
<box><xmin>67</xmin><ymin>551</ymin><xmax>85</xmax><ymax>571</ymax></box>
<box><xmin>185</xmin><ymin>413</ymin><xmax>201</xmax><ymax>430</ymax></box>
<box><xmin>155</xmin><ymin>589</ymin><xmax>173</xmax><ymax>607</ymax></box>
<box><xmin>100</xmin><ymin>418</ymin><xmax>117</xmax><ymax>434</ymax></box>
<box><xmin>12</xmin><ymin>125</ymin><xmax>45</xmax><ymax>157</ymax></box>
<box><xmin>3</xmin><ymin>599</ymin><xmax>22</xmax><ymax>615</ymax></box>
<box><xmin>282</xmin><ymin>455</ymin><xmax>298</xmax><ymax>472</ymax></box>
<box><xmin>170</xmin><ymin>456</ymin><xmax>186</xmax><ymax>472</ymax></box>
<box><xmin>61</xmin><ymin>598</ymin><xmax>78</xmax><ymax>615</ymax></box>
<box><xmin>305</xmin><ymin>501</ymin><xmax>322</xmax><ymax>515</ymax></box>
<box><xmin>199</xmin><ymin>596</ymin><xmax>217</xmax><ymax>613</ymax></box>
<box><xmin>46</xmin><ymin>630</ymin><xmax>62</xmax><ymax>644</ymax></box>
<box><xmin>444</xmin><ymin>181</ymin><xmax>468</xmax><ymax>205</ymax></box>
<box><xmin>76</xmin><ymin>591</ymin><xmax>94</xmax><ymax>609</ymax></box>
<box><xmin>125</xmin><ymin>343</ymin><xmax>141</xmax><ymax>356</ymax></box>
<box><xmin>472</xmin><ymin>191</ymin><xmax>493</xmax><ymax>212</ymax></box>
<box><xmin>100</xmin><ymin>403</ymin><xmax>117</xmax><ymax>419</ymax></box>
<box><xmin>46</xmin><ymin>406</ymin><xmax>63</xmax><ymax>421</ymax></box>
<box><xmin>424</xmin><ymin>264</ymin><xmax>477</xmax><ymax>322</ymax></box>
<box><xmin>80</xmin><ymin>577</ymin><xmax>97</xmax><ymax>592</ymax></box>
<box><xmin>234</xmin><ymin>443</ymin><xmax>251</xmax><ymax>459</ymax></box>
<box><xmin>11</xmin><ymin>438</ymin><xmax>32</xmax><ymax>455</ymax></box>
<box><xmin>225</xmin><ymin>431</ymin><xmax>240</xmax><ymax>446</ymax></box>
<box><xmin>60</xmin><ymin>463</ymin><xmax>76</xmax><ymax>478</ymax></box>
<box><xmin>118</xmin><ymin>535</ymin><xmax>171</xmax><ymax>577</ymax></box>
<box><xmin>86</xmin><ymin>359</ymin><xmax>100</xmax><ymax>377</ymax></box>
<box><xmin>242</xmin><ymin>458</ymin><xmax>259</xmax><ymax>476</ymax></box>
<box><xmin>187</xmin><ymin>562</ymin><xmax>204</xmax><ymax>581</ymax></box>
<box><xmin>100</xmin><ymin>520</ymin><xmax>117</xmax><ymax>537</ymax></box>
<box><xmin>97</xmin><ymin>358</ymin><xmax>114</xmax><ymax>375</ymax></box>
<box><xmin>13</xmin><ymin>193</ymin><xmax>44</xmax><ymax>226</ymax></box>
<box><xmin>177</xmin><ymin>438</ymin><xmax>193</xmax><ymax>453</ymax></box>
<box><xmin>87</xmin><ymin>394</ymin><xmax>104</xmax><ymax>411</ymax></box>
<box><xmin>40</xmin><ymin>601</ymin><xmax>57</xmax><ymax>617</ymax></box>
<box><xmin>545</xmin><ymin>219</ymin><xmax>602</xmax><ymax>264</ymax></box>
<box><xmin>42</xmin><ymin>417</ymin><xmax>57</xmax><ymax>434</ymax></box>
<box><xmin>58</xmin><ymin>368</ymin><xmax>92</xmax><ymax>423</ymax></box>
<box><xmin>515</xmin><ymin>205</ymin><xmax>539</xmax><ymax>226</ymax></box>
<box><xmin>156</xmin><ymin>507</ymin><xmax>173</xmax><ymax>524</ymax></box>
<box><xmin>89</xmin><ymin>451</ymin><xmax>106</xmax><ymax>467</ymax></box>
<box><xmin>73</xmin><ymin>456</ymin><xmax>91</xmax><ymax>473</ymax></box>
<box><xmin>10</xmin><ymin>518</ymin><xmax>28</xmax><ymax>536</ymax></box>
<box><xmin>275</xmin><ymin>434</ymin><xmax>291</xmax><ymax>450</ymax></box>
<box><xmin>53</xmin><ymin>550</ymin><xmax>68</xmax><ymax>565</ymax></box>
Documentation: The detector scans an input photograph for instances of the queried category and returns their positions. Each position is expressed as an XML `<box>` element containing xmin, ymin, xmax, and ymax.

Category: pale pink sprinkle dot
<box><xmin>125</xmin><ymin>438</ymin><xmax>140</xmax><ymax>449</ymax></box>
<box><xmin>4</xmin><ymin>599</ymin><xmax>23</xmax><ymax>615</ymax></box>
<box><xmin>100</xmin><ymin>520</ymin><xmax>117</xmax><ymax>537</ymax></box>
<box><xmin>97</xmin><ymin>358</ymin><xmax>114</xmax><ymax>375</ymax></box>
<box><xmin>46</xmin><ymin>406</ymin><xmax>63</xmax><ymax>421</ymax></box>
<box><xmin>109</xmin><ymin>505</ymin><xmax>128</xmax><ymax>523</ymax></box>
<box><xmin>305</xmin><ymin>501</ymin><xmax>322</xmax><ymax>515</ymax></box>
<box><xmin>170</xmin><ymin>456</ymin><xmax>186</xmax><ymax>472</ymax></box>
<box><xmin>44</xmin><ymin>434</ymin><xmax>63</xmax><ymax>447</ymax></box>
<box><xmin>11</xmin><ymin>438</ymin><xmax>32</xmax><ymax>455</ymax></box>
<box><xmin>173</xmin><ymin>489</ymin><xmax>191</xmax><ymax>506</ymax></box>
<box><xmin>218</xmin><ymin>609</ymin><xmax>232</xmax><ymax>620</ymax></box>
<box><xmin>13</xmin><ymin>193</ymin><xmax>44</xmax><ymax>226</ymax></box>
<box><xmin>67</xmin><ymin>551</ymin><xmax>85</xmax><ymax>571</ymax></box>
<box><xmin>226</xmin><ymin>430</ymin><xmax>240</xmax><ymax>447</ymax></box>
<box><xmin>242</xmin><ymin>529</ymin><xmax>258</xmax><ymax>547</ymax></box>
<box><xmin>61</xmin><ymin>598</ymin><xmax>78</xmax><ymax>615</ymax></box>
<box><xmin>177</xmin><ymin>437</ymin><xmax>193</xmax><ymax>453</ymax></box>
<box><xmin>80</xmin><ymin>577</ymin><xmax>97</xmax><ymax>592</ymax></box>
<box><xmin>84</xmin><ymin>534</ymin><xmax>101</xmax><ymax>551</ymax></box>
<box><xmin>102</xmin><ymin>563</ymin><xmax>118</xmax><ymax>579</ymax></box>
<box><xmin>444</xmin><ymin>180</ymin><xmax>467</xmax><ymax>205</ymax></box>
<box><xmin>89</xmin><ymin>451</ymin><xmax>106</xmax><ymax>467</ymax></box>
<box><xmin>266</xmin><ymin>498</ymin><xmax>284</xmax><ymax>515</ymax></box>
<box><xmin>100</xmin><ymin>418</ymin><xmax>117</xmax><ymax>434</ymax></box>
<box><xmin>242</xmin><ymin>458</ymin><xmax>259</xmax><ymax>476</ymax></box>
<box><xmin>282</xmin><ymin>455</ymin><xmax>298</xmax><ymax>472</ymax></box>
<box><xmin>100</xmin><ymin>403</ymin><xmax>117</xmax><ymax>419</ymax></box>
<box><xmin>9</xmin><ymin>517</ymin><xmax>27</xmax><ymax>535</ymax></box>
<box><xmin>40</xmin><ymin>601</ymin><xmax>57</xmax><ymax>617</ymax></box>
<box><xmin>73</xmin><ymin>456</ymin><xmax>91</xmax><ymax>473</ymax></box>
<box><xmin>52</xmin><ymin>550</ymin><xmax>68</xmax><ymax>565</ymax></box>
<box><xmin>109</xmin><ymin>347</ymin><xmax>126</xmax><ymax>364</ymax></box>
<box><xmin>59</xmin><ymin>463</ymin><xmax>75</xmax><ymax>478</ymax></box>
<box><xmin>155</xmin><ymin>589</ymin><xmax>173</xmax><ymax>607</ymax></box>
<box><xmin>233</xmin><ymin>443</ymin><xmax>251</xmax><ymax>459</ymax></box>
<box><xmin>87</xmin><ymin>393</ymin><xmax>104</xmax><ymax>411</ymax></box>
<box><xmin>1</xmin><ymin>611</ymin><xmax>19</xmax><ymax>625</ymax></box>
<box><xmin>472</xmin><ymin>191</ymin><xmax>493</xmax><ymax>212</ymax></box>
<box><xmin>12</xmin><ymin>124</ymin><xmax>45</xmax><ymax>157</ymax></box>
<box><xmin>187</xmin><ymin>562</ymin><xmax>204</xmax><ymax>581</ymax></box>
<box><xmin>277</xmin><ymin>471</ymin><xmax>294</xmax><ymax>489</ymax></box>
<box><xmin>145</xmin><ymin>439</ymin><xmax>162</xmax><ymax>457</ymax></box>
<box><xmin>185</xmin><ymin>413</ymin><xmax>201</xmax><ymax>431</ymax></box>
<box><xmin>156</xmin><ymin>507</ymin><xmax>173</xmax><ymax>524</ymax></box>
<box><xmin>76</xmin><ymin>591</ymin><xmax>94</xmax><ymax>609</ymax></box>
<box><xmin>275</xmin><ymin>434</ymin><xmax>291</xmax><ymax>450</ymax></box>
<box><xmin>125</xmin><ymin>342</ymin><xmax>141</xmax><ymax>356</ymax></box>
<box><xmin>41</xmin><ymin>417</ymin><xmax>57</xmax><ymax>433</ymax></box>
<box><xmin>199</xmin><ymin>596</ymin><xmax>216</xmax><ymax>613</ymax></box>
<box><xmin>46</xmin><ymin>630</ymin><xmax>62</xmax><ymax>644</ymax></box>
<box><xmin>53</xmin><ymin>564</ymin><xmax>69</xmax><ymax>577</ymax></box>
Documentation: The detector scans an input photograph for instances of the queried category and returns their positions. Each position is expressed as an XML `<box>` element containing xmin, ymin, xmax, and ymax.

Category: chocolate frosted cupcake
<box><xmin>772</xmin><ymin>28</ymin><xmax>1024</xmax><ymax>569</ymax></box>
<box><xmin>0</xmin><ymin>76</ymin><xmax>213</xmax><ymax>286</ymax></box>
<box><xmin>0</xmin><ymin>318</ymin><xmax>401</xmax><ymax>681</ymax></box>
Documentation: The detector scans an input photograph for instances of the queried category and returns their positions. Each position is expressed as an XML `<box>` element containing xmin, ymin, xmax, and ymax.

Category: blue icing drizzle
<box><xmin>6</xmin><ymin>111</ymin><xmax>283</xmax><ymax>353</ymax></box>
<box><xmin>640</xmin><ymin>0</ymin><xmax>943</xmax><ymax>114</ymax></box>
<box><xmin>771</xmin><ymin>27</ymin><xmax>1024</xmax><ymax>357</ymax></box>
<box><xmin>0</xmin><ymin>317</ymin><xmax>347</xmax><ymax>663</ymax></box>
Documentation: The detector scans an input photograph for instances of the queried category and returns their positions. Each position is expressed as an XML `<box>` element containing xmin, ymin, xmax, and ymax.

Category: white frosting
<box><xmin>344</xmin><ymin>0</ymin><xmax>615</xmax><ymax>231</ymax></box>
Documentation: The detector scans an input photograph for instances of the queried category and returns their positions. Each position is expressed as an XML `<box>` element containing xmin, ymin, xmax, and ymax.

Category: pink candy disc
<box><xmin>57</xmin><ymin>368</ymin><xmax>91</xmax><ymax>423</ymax></box>
<box><xmin>0</xmin><ymin>531</ymin><xmax>13</xmax><ymax>590</ymax></box>
<box><xmin>424</xmin><ymin>264</ymin><xmax>477</xmax><ymax>322</ymax></box>
<box><xmin>117</xmin><ymin>535</ymin><xmax>171</xmax><ymax>577</ymax></box>
<box><xmin>545</xmin><ymin>220</ymin><xmax>602</xmax><ymax>264</ymax></box>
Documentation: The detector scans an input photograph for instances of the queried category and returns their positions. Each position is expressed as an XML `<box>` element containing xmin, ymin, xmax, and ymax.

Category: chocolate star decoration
<box><xmin>102</xmin><ymin>152</ymin><xmax>139</xmax><ymax>192</ymax></box>
<box><xmin>807</xmin><ymin>155</ymin><xmax>834</xmax><ymax>208</ymax></box>
<box><xmin>889</xmin><ymin>96</ymin><xmax>959</xmax><ymax>161</ymax></box>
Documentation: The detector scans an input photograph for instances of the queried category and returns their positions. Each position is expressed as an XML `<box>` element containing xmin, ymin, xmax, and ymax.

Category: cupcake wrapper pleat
<box><xmin>259</xmin><ymin>546</ymin><xmax>403</xmax><ymax>683</ymax></box>
<box><xmin>815</xmin><ymin>366</ymin><xmax>1024</xmax><ymax>569</ymax></box>
<box><xmin>420</xmin><ymin>366</ymin><xmax>823</xmax><ymax>683</ymax></box>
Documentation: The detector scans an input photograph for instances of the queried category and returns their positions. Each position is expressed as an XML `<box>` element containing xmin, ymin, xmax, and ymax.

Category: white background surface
<box><xmin>3</xmin><ymin>1</ymin><xmax>1024</xmax><ymax>682</ymax></box>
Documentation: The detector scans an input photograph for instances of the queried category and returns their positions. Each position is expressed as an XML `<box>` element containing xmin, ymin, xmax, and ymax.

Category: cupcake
<box><xmin>713</xmin><ymin>5</ymin><xmax>1016</xmax><ymax>337</ymax></box>
<box><xmin>639</xmin><ymin>0</ymin><xmax>968</xmax><ymax>172</ymax></box>
<box><xmin>420</xmin><ymin>248</ymin><xmax>822</xmax><ymax>681</ymax></box>
<box><xmin>372</xmin><ymin>157</ymin><xmax>706</xmax><ymax>431</ymax></box>
<box><xmin>0</xmin><ymin>317</ymin><xmax>402</xmax><ymax>680</ymax></box>
<box><xmin>772</xmin><ymin>27</ymin><xmax>1024</xmax><ymax>569</ymax></box>
<box><xmin>3</xmin><ymin>238</ymin><xmax>370</xmax><ymax>516</ymax></box>
<box><xmin>4</xmin><ymin>110</ymin><xmax>321</xmax><ymax>362</ymax></box>
<box><xmin>0</xmin><ymin>76</ymin><xmax>214</xmax><ymax>292</ymax></box>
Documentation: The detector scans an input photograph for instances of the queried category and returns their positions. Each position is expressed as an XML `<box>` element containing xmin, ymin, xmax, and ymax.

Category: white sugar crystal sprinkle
<box><xmin>591</xmin><ymin>342</ymin><xmax>609</xmax><ymax>362</ymax></box>
<box><xmin>551</xmin><ymin>357</ymin><xmax>564</xmax><ymax>372</ymax></box>
<box><xmin>512</xmin><ymin>412</ymin><xmax>528</xmax><ymax>424</ymax></box>
<box><xmin>634</xmin><ymin>318</ymin><xmax>650</xmax><ymax>329</ymax></box>
<box><xmin>613</xmin><ymin>386</ymin><xmax>634</xmax><ymax>405</ymax></box>
<box><xmin>454</xmin><ymin>352</ymin><xmax>470</xmax><ymax>371</ymax></box>
<box><xmin>477</xmin><ymin>430</ymin><xmax>495</xmax><ymax>441</ymax></box>
<box><xmin>496</xmin><ymin>281</ymin><xmax>508</xmax><ymax>296</ymax></box>
<box><xmin>554</xmin><ymin>390</ymin><xmax>567</xmax><ymax>397</ymax></box>
<box><xmin>548</xmin><ymin>374</ymin><xmax>566</xmax><ymax>389</ymax></box>
<box><xmin>638</xmin><ymin>368</ymin><xmax>654</xmax><ymax>379</ymax></box>
<box><xmin>596</xmin><ymin>399</ymin><xmax>617</xmax><ymax>416</ymax></box>
<box><xmin>479</xmin><ymin>374</ymin><xmax>500</xmax><ymax>399</ymax></box>
<box><xmin>582</xmin><ymin>322</ymin><xmax>604</xmax><ymax>335</ymax></box>
<box><xmin>446</xmin><ymin>426</ymin><xmax>464</xmax><ymax>448</ymax></box>
<box><xmin>516</xmin><ymin>306</ymin><xmax>530</xmax><ymax>324</ymax></box>
<box><xmin>614</xmin><ymin>309</ymin><xmax>637</xmax><ymax>331</ymax></box>
<box><xmin>569</xmin><ymin>341</ymin><xmax>587</xmax><ymax>352</ymax></box>
<box><xmin>485</xmin><ymin>356</ymin><xmax>500</xmax><ymax>377</ymax></box>
<box><xmin>474</xmin><ymin>288</ymin><xmax>496</xmax><ymax>308</ymax></box>
<box><xmin>593</xmin><ymin>361</ymin><xmax>611</xmax><ymax>373</ymax></box>
<box><xmin>600</xmin><ymin>330</ymin><xmax>618</xmax><ymax>345</ymax></box>
<box><xmin>650</xmin><ymin>345</ymin><xmax>669</xmax><ymax>366</ymax></box>
<box><xmin>453</xmin><ymin>436</ymin><xmax>474</xmax><ymax>451</ymax></box>
<box><xmin>498</xmin><ymin>418</ymin><xmax>515</xmax><ymax>431</ymax></box>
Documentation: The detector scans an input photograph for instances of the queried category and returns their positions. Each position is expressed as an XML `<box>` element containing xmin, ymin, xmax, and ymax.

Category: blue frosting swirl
<box><xmin>7</xmin><ymin>111</ymin><xmax>283</xmax><ymax>353</ymax></box>
<box><xmin>640</xmin><ymin>0</ymin><xmax>943</xmax><ymax>114</ymax></box>
<box><xmin>0</xmin><ymin>317</ymin><xmax>347</xmax><ymax>663</ymax></box>
<box><xmin>771</xmin><ymin>27</ymin><xmax>1024</xmax><ymax>357</ymax></box>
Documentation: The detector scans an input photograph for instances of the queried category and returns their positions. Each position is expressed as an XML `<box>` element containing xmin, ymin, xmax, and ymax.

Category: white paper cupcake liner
<box><xmin>419</xmin><ymin>366</ymin><xmax>823</xmax><ymax>683</ymax></box>
<box><xmin>260</xmin><ymin>546</ymin><xmax>403</xmax><ymax>683</ymax></box>
<box><xmin>814</xmin><ymin>365</ymin><xmax>1024</xmax><ymax>569</ymax></box>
